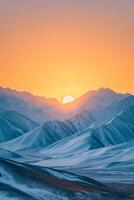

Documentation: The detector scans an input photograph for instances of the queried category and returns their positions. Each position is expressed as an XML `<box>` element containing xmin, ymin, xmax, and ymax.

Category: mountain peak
<box><xmin>97</xmin><ymin>87</ymin><xmax>115</xmax><ymax>93</ymax></box>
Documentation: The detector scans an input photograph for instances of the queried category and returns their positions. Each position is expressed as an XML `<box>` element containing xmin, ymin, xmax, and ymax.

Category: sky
<box><xmin>0</xmin><ymin>0</ymin><xmax>134</xmax><ymax>101</ymax></box>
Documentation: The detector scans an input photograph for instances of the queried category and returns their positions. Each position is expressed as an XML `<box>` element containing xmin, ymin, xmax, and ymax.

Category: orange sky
<box><xmin>0</xmin><ymin>1</ymin><xmax>134</xmax><ymax>101</ymax></box>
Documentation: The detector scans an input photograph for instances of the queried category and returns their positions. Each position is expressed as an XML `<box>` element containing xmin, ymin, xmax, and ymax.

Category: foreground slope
<box><xmin>0</xmin><ymin>154</ymin><xmax>133</xmax><ymax>200</ymax></box>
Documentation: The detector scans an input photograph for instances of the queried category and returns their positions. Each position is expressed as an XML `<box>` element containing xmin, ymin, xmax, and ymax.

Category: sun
<box><xmin>62</xmin><ymin>95</ymin><xmax>75</xmax><ymax>104</ymax></box>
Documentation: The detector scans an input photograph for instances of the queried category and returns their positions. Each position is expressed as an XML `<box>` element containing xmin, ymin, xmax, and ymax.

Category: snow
<box><xmin>0</xmin><ymin>111</ymin><xmax>38</xmax><ymax>142</ymax></box>
<box><xmin>0</xmin><ymin>120</ymin><xmax>76</xmax><ymax>151</ymax></box>
<box><xmin>0</xmin><ymin>87</ymin><xmax>134</xmax><ymax>199</ymax></box>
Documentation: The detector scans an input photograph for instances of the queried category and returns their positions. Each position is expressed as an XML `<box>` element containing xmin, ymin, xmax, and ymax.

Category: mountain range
<box><xmin>0</xmin><ymin>87</ymin><xmax>128</xmax><ymax>122</ymax></box>
<box><xmin>0</xmin><ymin>87</ymin><xmax>134</xmax><ymax>200</ymax></box>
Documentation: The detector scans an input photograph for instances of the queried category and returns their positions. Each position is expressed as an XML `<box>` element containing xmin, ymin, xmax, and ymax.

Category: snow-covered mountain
<box><xmin>0</xmin><ymin>111</ymin><xmax>38</xmax><ymax>142</ymax></box>
<box><xmin>0</xmin><ymin>87</ymin><xmax>129</xmax><ymax>123</ymax></box>
<box><xmin>2</xmin><ymin>104</ymin><xmax>134</xmax><ymax>160</ymax></box>
<box><xmin>38</xmin><ymin>105</ymin><xmax>134</xmax><ymax>156</ymax></box>
<box><xmin>64</xmin><ymin>87</ymin><xmax>128</xmax><ymax>112</ymax></box>
<box><xmin>66</xmin><ymin>94</ymin><xmax>134</xmax><ymax>131</ymax></box>
<box><xmin>1</xmin><ymin>88</ymin><xmax>134</xmax><ymax>151</ymax></box>
<box><xmin>0</xmin><ymin>87</ymin><xmax>64</xmax><ymax>123</ymax></box>
<box><xmin>0</xmin><ymin>87</ymin><xmax>134</xmax><ymax>200</ymax></box>
<box><xmin>1</xmin><ymin>120</ymin><xmax>77</xmax><ymax>151</ymax></box>
<box><xmin>1</xmin><ymin>153</ymin><xmax>123</xmax><ymax>200</ymax></box>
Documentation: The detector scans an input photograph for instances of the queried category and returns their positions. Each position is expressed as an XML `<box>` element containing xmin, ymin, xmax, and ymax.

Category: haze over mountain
<box><xmin>0</xmin><ymin>87</ymin><xmax>62</xmax><ymax>122</ymax></box>
<box><xmin>0</xmin><ymin>87</ymin><xmax>130</xmax><ymax>123</ymax></box>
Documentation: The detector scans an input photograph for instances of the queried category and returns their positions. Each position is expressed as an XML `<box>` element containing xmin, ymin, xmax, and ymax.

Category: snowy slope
<box><xmin>0</xmin><ymin>154</ymin><xmax>133</xmax><ymax>200</ymax></box>
<box><xmin>38</xmin><ymin>105</ymin><xmax>134</xmax><ymax>156</ymax></box>
<box><xmin>2</xmin><ymin>105</ymin><xmax>134</xmax><ymax>156</ymax></box>
<box><xmin>0</xmin><ymin>87</ymin><xmax>134</xmax><ymax>200</ymax></box>
<box><xmin>66</xmin><ymin>94</ymin><xmax>134</xmax><ymax>132</ymax></box>
<box><xmin>67</xmin><ymin>111</ymin><xmax>97</xmax><ymax>130</ymax></box>
<box><xmin>0</xmin><ymin>111</ymin><xmax>38</xmax><ymax>142</ymax></box>
<box><xmin>1</xmin><ymin>154</ymin><xmax>122</xmax><ymax>200</ymax></box>
<box><xmin>34</xmin><ymin>139</ymin><xmax>134</xmax><ymax>171</ymax></box>
<box><xmin>1</xmin><ymin>120</ymin><xmax>77</xmax><ymax>151</ymax></box>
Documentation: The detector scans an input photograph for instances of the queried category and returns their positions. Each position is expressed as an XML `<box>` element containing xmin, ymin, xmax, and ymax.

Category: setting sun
<box><xmin>62</xmin><ymin>95</ymin><xmax>75</xmax><ymax>104</ymax></box>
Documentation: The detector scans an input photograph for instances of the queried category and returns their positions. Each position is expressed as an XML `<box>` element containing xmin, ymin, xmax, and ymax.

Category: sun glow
<box><xmin>62</xmin><ymin>95</ymin><xmax>75</xmax><ymax>104</ymax></box>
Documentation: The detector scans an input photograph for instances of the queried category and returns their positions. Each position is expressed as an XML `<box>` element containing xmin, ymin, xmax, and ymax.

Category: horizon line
<box><xmin>0</xmin><ymin>85</ymin><xmax>131</xmax><ymax>103</ymax></box>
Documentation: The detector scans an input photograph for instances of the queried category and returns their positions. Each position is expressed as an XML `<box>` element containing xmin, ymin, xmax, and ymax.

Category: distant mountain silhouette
<box><xmin>0</xmin><ymin>87</ymin><xmax>130</xmax><ymax>123</ymax></box>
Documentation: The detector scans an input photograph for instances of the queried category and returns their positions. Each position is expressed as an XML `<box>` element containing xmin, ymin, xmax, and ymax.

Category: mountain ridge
<box><xmin>0</xmin><ymin>86</ymin><xmax>129</xmax><ymax>123</ymax></box>
<box><xmin>0</xmin><ymin>110</ymin><xmax>38</xmax><ymax>142</ymax></box>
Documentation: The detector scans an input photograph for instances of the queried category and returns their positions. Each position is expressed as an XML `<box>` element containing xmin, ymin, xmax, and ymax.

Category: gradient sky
<box><xmin>0</xmin><ymin>0</ymin><xmax>134</xmax><ymax>100</ymax></box>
